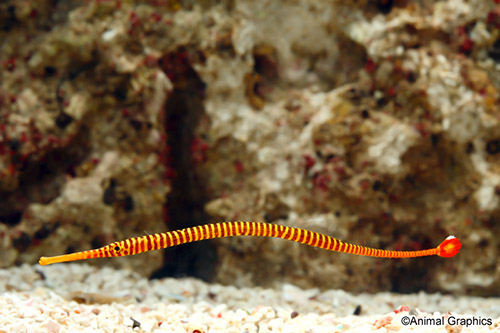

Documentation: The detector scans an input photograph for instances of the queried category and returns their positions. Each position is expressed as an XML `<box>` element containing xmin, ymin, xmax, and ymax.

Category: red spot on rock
<box><xmin>8</xmin><ymin>163</ymin><xmax>15</xmax><ymax>176</ymax></box>
<box><xmin>328</xmin><ymin>156</ymin><xmax>342</xmax><ymax>164</ymax></box>
<box><xmin>313</xmin><ymin>172</ymin><xmax>331</xmax><ymax>191</ymax></box>
<box><xmin>359</xmin><ymin>179</ymin><xmax>370</xmax><ymax>190</ymax></box>
<box><xmin>151</xmin><ymin>12</ymin><xmax>162</xmax><ymax>22</ymax></box>
<box><xmin>303</xmin><ymin>154</ymin><xmax>315</xmax><ymax>171</ymax></box>
<box><xmin>414</xmin><ymin>122</ymin><xmax>429</xmax><ymax>137</ymax></box>
<box><xmin>2</xmin><ymin>58</ymin><xmax>16</xmax><ymax>72</ymax></box>
<box><xmin>159</xmin><ymin>49</ymin><xmax>192</xmax><ymax>83</ymax></box>
<box><xmin>190</xmin><ymin>137</ymin><xmax>209</xmax><ymax>164</ymax></box>
<box><xmin>128</xmin><ymin>11</ymin><xmax>142</xmax><ymax>34</ymax></box>
<box><xmin>409</xmin><ymin>241</ymin><xmax>422</xmax><ymax>250</ymax></box>
<box><xmin>388</xmin><ymin>193</ymin><xmax>400</xmax><ymax>203</ymax></box>
<box><xmin>361</xmin><ymin>160</ymin><xmax>372</xmax><ymax>168</ymax></box>
<box><xmin>163</xmin><ymin>206</ymin><xmax>170</xmax><ymax>223</ymax></box>
<box><xmin>20</xmin><ymin>132</ymin><xmax>28</xmax><ymax>143</ymax></box>
<box><xmin>234</xmin><ymin>160</ymin><xmax>244</xmax><ymax>173</ymax></box>
<box><xmin>163</xmin><ymin>167</ymin><xmax>175</xmax><ymax>180</ymax></box>
<box><xmin>364</xmin><ymin>59</ymin><xmax>376</xmax><ymax>74</ymax></box>
<box><xmin>487</xmin><ymin>9</ymin><xmax>500</xmax><ymax>25</ymax></box>
<box><xmin>144</xmin><ymin>55</ymin><xmax>158</xmax><ymax>67</ymax></box>
<box><xmin>333</xmin><ymin>165</ymin><xmax>345</xmax><ymax>177</ymax></box>
<box><xmin>456</xmin><ymin>26</ymin><xmax>466</xmax><ymax>36</ymax></box>
<box><xmin>459</xmin><ymin>38</ymin><xmax>474</xmax><ymax>54</ymax></box>
<box><xmin>392</xmin><ymin>240</ymin><xmax>403</xmax><ymax>251</ymax></box>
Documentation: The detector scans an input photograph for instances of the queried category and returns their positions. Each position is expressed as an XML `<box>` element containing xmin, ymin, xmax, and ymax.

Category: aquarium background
<box><xmin>1</xmin><ymin>0</ymin><xmax>499</xmax><ymax>300</ymax></box>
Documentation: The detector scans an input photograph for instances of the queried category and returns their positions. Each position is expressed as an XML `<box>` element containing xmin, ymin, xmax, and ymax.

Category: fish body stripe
<box><xmin>274</xmin><ymin>224</ymin><xmax>281</xmax><ymax>237</ymax></box>
<box><xmin>149</xmin><ymin>235</ymin><xmax>155</xmax><ymax>251</ymax></box>
<box><xmin>151</xmin><ymin>235</ymin><xmax>157</xmax><ymax>250</ymax></box>
<box><xmin>196</xmin><ymin>226</ymin><xmax>203</xmax><ymax>240</ymax></box>
<box><xmin>325</xmin><ymin>235</ymin><xmax>331</xmax><ymax>250</ymax></box>
<box><xmin>320</xmin><ymin>234</ymin><xmax>326</xmax><ymax>249</ymax></box>
<box><xmin>294</xmin><ymin>228</ymin><xmax>302</xmax><ymax>243</ymax></box>
<box><xmin>222</xmin><ymin>223</ymin><xmax>228</xmax><ymax>239</ymax></box>
<box><xmin>193</xmin><ymin>226</ymin><xmax>199</xmax><ymax>241</ymax></box>
<box><xmin>312</xmin><ymin>232</ymin><xmax>320</xmax><ymax>247</ymax></box>
<box><xmin>124</xmin><ymin>239</ymin><xmax>131</xmax><ymax>255</ymax></box>
<box><xmin>282</xmin><ymin>225</ymin><xmax>290</xmax><ymax>239</ymax></box>
<box><xmin>161</xmin><ymin>233</ymin><xmax>167</xmax><ymax>249</ymax></box>
<box><xmin>184</xmin><ymin>230</ymin><xmax>190</xmax><ymax>243</ymax></box>
<box><xmin>173</xmin><ymin>231</ymin><xmax>181</xmax><ymax>245</ymax></box>
<box><xmin>304</xmin><ymin>230</ymin><xmax>310</xmax><ymax>244</ymax></box>
<box><xmin>130</xmin><ymin>238</ymin><xmax>136</xmax><ymax>255</ymax></box>
<box><xmin>308</xmin><ymin>232</ymin><xmax>315</xmax><ymax>247</ymax></box>
<box><xmin>305</xmin><ymin>231</ymin><xmax>311</xmax><ymax>245</ymax></box>
<box><xmin>148</xmin><ymin>236</ymin><xmax>154</xmax><ymax>252</ymax></box>
<box><xmin>156</xmin><ymin>234</ymin><xmax>162</xmax><ymax>249</ymax></box>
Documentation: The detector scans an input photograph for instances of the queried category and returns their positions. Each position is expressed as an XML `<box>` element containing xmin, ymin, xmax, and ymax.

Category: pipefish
<box><xmin>39</xmin><ymin>221</ymin><xmax>461</xmax><ymax>265</ymax></box>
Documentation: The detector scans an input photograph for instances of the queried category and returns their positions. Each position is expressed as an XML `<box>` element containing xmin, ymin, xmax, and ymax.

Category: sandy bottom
<box><xmin>0</xmin><ymin>264</ymin><xmax>499</xmax><ymax>332</ymax></box>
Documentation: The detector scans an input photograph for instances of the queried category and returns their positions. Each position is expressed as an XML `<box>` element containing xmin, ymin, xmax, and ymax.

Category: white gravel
<box><xmin>1</xmin><ymin>264</ymin><xmax>499</xmax><ymax>332</ymax></box>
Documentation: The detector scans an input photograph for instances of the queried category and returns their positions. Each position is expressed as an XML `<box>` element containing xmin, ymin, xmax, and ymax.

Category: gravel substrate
<box><xmin>1</xmin><ymin>264</ymin><xmax>499</xmax><ymax>332</ymax></box>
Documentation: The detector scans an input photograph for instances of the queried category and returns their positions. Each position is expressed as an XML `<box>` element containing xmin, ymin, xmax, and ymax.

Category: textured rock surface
<box><xmin>192</xmin><ymin>0</ymin><xmax>500</xmax><ymax>294</ymax></box>
<box><xmin>1</xmin><ymin>0</ymin><xmax>500</xmax><ymax>294</ymax></box>
<box><xmin>0</xmin><ymin>0</ymin><xmax>173</xmax><ymax>275</ymax></box>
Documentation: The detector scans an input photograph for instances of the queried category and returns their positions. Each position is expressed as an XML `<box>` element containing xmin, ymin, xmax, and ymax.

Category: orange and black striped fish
<box><xmin>39</xmin><ymin>221</ymin><xmax>461</xmax><ymax>265</ymax></box>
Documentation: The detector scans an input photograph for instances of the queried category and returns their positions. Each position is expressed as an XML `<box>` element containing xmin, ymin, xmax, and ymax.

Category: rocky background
<box><xmin>1</xmin><ymin>0</ymin><xmax>499</xmax><ymax>295</ymax></box>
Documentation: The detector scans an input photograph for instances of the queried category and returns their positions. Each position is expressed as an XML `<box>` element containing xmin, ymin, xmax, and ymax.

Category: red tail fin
<box><xmin>437</xmin><ymin>236</ymin><xmax>461</xmax><ymax>258</ymax></box>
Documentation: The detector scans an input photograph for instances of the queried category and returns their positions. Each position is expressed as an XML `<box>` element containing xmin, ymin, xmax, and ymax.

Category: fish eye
<box><xmin>114</xmin><ymin>245</ymin><xmax>120</xmax><ymax>252</ymax></box>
